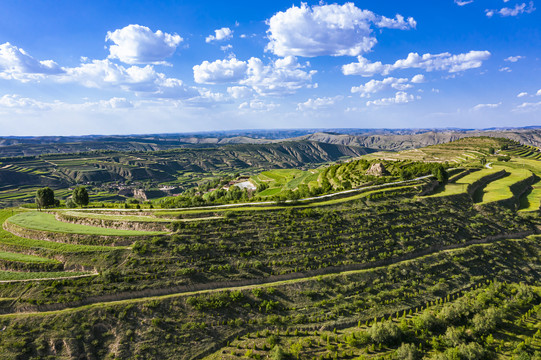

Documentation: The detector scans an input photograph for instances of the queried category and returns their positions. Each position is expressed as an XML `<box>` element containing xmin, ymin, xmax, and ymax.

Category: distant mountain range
<box><xmin>1</xmin><ymin>127</ymin><xmax>540</xmax><ymax>157</ymax></box>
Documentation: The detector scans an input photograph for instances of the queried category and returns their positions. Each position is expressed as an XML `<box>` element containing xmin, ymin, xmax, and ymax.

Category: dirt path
<box><xmin>0</xmin><ymin>230</ymin><xmax>534</xmax><ymax>318</ymax></box>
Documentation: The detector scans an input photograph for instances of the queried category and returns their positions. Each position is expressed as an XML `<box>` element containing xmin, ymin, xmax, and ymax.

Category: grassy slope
<box><xmin>60</xmin><ymin>210</ymin><xmax>175</xmax><ymax>222</ymax></box>
<box><xmin>0</xmin><ymin>210</ymin><xmax>120</xmax><ymax>252</ymax></box>
<box><xmin>520</xmin><ymin>182</ymin><xmax>541</xmax><ymax>212</ymax></box>
<box><xmin>0</xmin><ymin>251</ymin><xmax>59</xmax><ymax>264</ymax></box>
<box><xmin>427</xmin><ymin>168</ymin><xmax>502</xmax><ymax>197</ymax></box>
<box><xmin>480</xmin><ymin>166</ymin><xmax>532</xmax><ymax>204</ymax></box>
<box><xmin>0</xmin><ymin>270</ymin><xmax>91</xmax><ymax>281</ymax></box>
<box><xmin>253</xmin><ymin>169</ymin><xmax>318</xmax><ymax>197</ymax></box>
<box><xmin>7</xmin><ymin>212</ymin><xmax>167</xmax><ymax>236</ymax></box>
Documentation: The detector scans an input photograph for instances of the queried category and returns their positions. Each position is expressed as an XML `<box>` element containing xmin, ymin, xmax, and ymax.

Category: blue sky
<box><xmin>0</xmin><ymin>0</ymin><xmax>540</xmax><ymax>135</ymax></box>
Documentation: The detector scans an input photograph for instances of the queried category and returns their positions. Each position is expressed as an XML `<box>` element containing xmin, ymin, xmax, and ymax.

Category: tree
<box><xmin>432</xmin><ymin>166</ymin><xmax>449</xmax><ymax>184</ymax></box>
<box><xmin>35</xmin><ymin>187</ymin><xmax>55</xmax><ymax>211</ymax></box>
<box><xmin>73</xmin><ymin>186</ymin><xmax>89</xmax><ymax>207</ymax></box>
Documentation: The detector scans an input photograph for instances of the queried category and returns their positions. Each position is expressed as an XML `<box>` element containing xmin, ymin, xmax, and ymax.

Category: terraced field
<box><xmin>0</xmin><ymin>251</ymin><xmax>58</xmax><ymax>264</ymax></box>
<box><xmin>520</xmin><ymin>181</ymin><xmax>541</xmax><ymax>212</ymax></box>
<box><xmin>6</xmin><ymin>212</ymin><xmax>167</xmax><ymax>236</ymax></box>
<box><xmin>0</xmin><ymin>137</ymin><xmax>539</xmax><ymax>359</ymax></box>
<box><xmin>0</xmin><ymin>210</ymin><xmax>122</xmax><ymax>253</ymax></box>
<box><xmin>0</xmin><ymin>270</ymin><xmax>92</xmax><ymax>281</ymax></box>
<box><xmin>479</xmin><ymin>167</ymin><xmax>533</xmax><ymax>205</ymax></box>
<box><xmin>426</xmin><ymin>167</ymin><xmax>503</xmax><ymax>197</ymax></box>
<box><xmin>368</xmin><ymin>136</ymin><xmax>507</xmax><ymax>163</ymax></box>
<box><xmin>60</xmin><ymin>210</ymin><xmax>175</xmax><ymax>222</ymax></box>
<box><xmin>252</xmin><ymin>169</ymin><xmax>320</xmax><ymax>197</ymax></box>
<box><xmin>503</xmin><ymin>143</ymin><xmax>541</xmax><ymax>159</ymax></box>
<box><xmin>205</xmin><ymin>281</ymin><xmax>541</xmax><ymax>360</ymax></box>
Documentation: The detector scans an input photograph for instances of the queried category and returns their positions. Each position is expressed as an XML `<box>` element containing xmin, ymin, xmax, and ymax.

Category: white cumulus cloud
<box><xmin>239</xmin><ymin>99</ymin><xmax>279</xmax><ymax>111</ymax></box>
<box><xmin>366</xmin><ymin>91</ymin><xmax>415</xmax><ymax>106</ymax></box>
<box><xmin>265</xmin><ymin>2</ymin><xmax>415</xmax><ymax>57</ymax></box>
<box><xmin>62</xmin><ymin>59</ymin><xmax>199</xmax><ymax>99</ymax></box>
<box><xmin>517</xmin><ymin>92</ymin><xmax>528</xmax><ymax>98</ymax></box>
<box><xmin>296</xmin><ymin>96</ymin><xmax>342</xmax><ymax>111</ymax></box>
<box><xmin>343</xmin><ymin>50</ymin><xmax>491</xmax><ymax>77</ymax></box>
<box><xmin>351</xmin><ymin>77</ymin><xmax>412</xmax><ymax>97</ymax></box>
<box><xmin>194</xmin><ymin>56</ymin><xmax>316</xmax><ymax>96</ymax></box>
<box><xmin>103</xmin><ymin>97</ymin><xmax>134</xmax><ymax>109</ymax></box>
<box><xmin>537</xmin><ymin>89</ymin><xmax>541</xmax><ymax>96</ymax></box>
<box><xmin>486</xmin><ymin>2</ymin><xmax>535</xmax><ymax>17</ymax></box>
<box><xmin>106</xmin><ymin>24</ymin><xmax>183</xmax><ymax>64</ymax></box>
<box><xmin>193</xmin><ymin>58</ymin><xmax>248</xmax><ymax>84</ymax></box>
<box><xmin>206</xmin><ymin>27</ymin><xmax>233</xmax><ymax>43</ymax></box>
<box><xmin>241</xmin><ymin>56</ymin><xmax>316</xmax><ymax>96</ymax></box>
<box><xmin>411</xmin><ymin>74</ymin><xmax>426</xmax><ymax>83</ymax></box>
<box><xmin>227</xmin><ymin>86</ymin><xmax>253</xmax><ymax>99</ymax></box>
<box><xmin>455</xmin><ymin>0</ymin><xmax>474</xmax><ymax>6</ymax></box>
<box><xmin>0</xmin><ymin>42</ymin><xmax>64</xmax><ymax>81</ymax></box>
<box><xmin>505</xmin><ymin>55</ymin><xmax>525</xmax><ymax>62</ymax></box>
<box><xmin>0</xmin><ymin>94</ymin><xmax>51</xmax><ymax>110</ymax></box>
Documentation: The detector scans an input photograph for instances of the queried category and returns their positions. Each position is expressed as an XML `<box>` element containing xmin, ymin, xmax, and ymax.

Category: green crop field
<box><xmin>520</xmin><ymin>182</ymin><xmax>541</xmax><ymax>212</ymax></box>
<box><xmin>7</xmin><ymin>212</ymin><xmax>167</xmax><ymax>236</ymax></box>
<box><xmin>252</xmin><ymin>169</ymin><xmax>316</xmax><ymax>192</ymax></box>
<box><xmin>426</xmin><ymin>167</ymin><xmax>501</xmax><ymax>197</ymax></box>
<box><xmin>0</xmin><ymin>210</ymin><xmax>123</xmax><ymax>252</ymax></box>
<box><xmin>479</xmin><ymin>166</ymin><xmax>533</xmax><ymax>204</ymax></box>
<box><xmin>0</xmin><ymin>251</ymin><xmax>60</xmax><ymax>264</ymax></box>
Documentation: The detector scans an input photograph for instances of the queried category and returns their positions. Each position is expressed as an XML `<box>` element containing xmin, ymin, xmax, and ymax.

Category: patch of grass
<box><xmin>0</xmin><ymin>270</ymin><xmax>91</xmax><ymax>281</ymax></box>
<box><xmin>258</xmin><ymin>187</ymin><xmax>283</xmax><ymax>197</ymax></box>
<box><xmin>60</xmin><ymin>211</ymin><xmax>174</xmax><ymax>222</ymax></box>
<box><xmin>7</xmin><ymin>212</ymin><xmax>167</xmax><ymax>236</ymax></box>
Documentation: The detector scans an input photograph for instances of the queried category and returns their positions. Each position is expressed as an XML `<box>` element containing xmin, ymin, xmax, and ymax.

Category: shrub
<box><xmin>270</xmin><ymin>345</ymin><xmax>286</xmax><ymax>360</ymax></box>
<box><xmin>472</xmin><ymin>307</ymin><xmax>500</xmax><ymax>335</ymax></box>
<box><xmin>369</xmin><ymin>320</ymin><xmax>402</xmax><ymax>345</ymax></box>
<box><xmin>395</xmin><ymin>343</ymin><xmax>421</xmax><ymax>360</ymax></box>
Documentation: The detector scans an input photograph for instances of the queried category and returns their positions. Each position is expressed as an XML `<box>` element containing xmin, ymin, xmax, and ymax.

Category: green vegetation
<box><xmin>7</xmin><ymin>212</ymin><xmax>167</xmax><ymax>236</ymax></box>
<box><xmin>0</xmin><ymin>210</ymin><xmax>121</xmax><ymax>253</ymax></box>
<box><xmin>479</xmin><ymin>166</ymin><xmax>533</xmax><ymax>204</ymax></box>
<box><xmin>0</xmin><ymin>251</ymin><xmax>59</xmax><ymax>264</ymax></box>
<box><xmin>427</xmin><ymin>168</ymin><xmax>503</xmax><ymax>197</ymax></box>
<box><xmin>72</xmin><ymin>185</ymin><xmax>89</xmax><ymax>207</ymax></box>
<box><xmin>205</xmin><ymin>281</ymin><xmax>541</xmax><ymax>360</ymax></box>
<box><xmin>369</xmin><ymin>136</ymin><xmax>510</xmax><ymax>163</ymax></box>
<box><xmin>35</xmin><ymin>187</ymin><xmax>56</xmax><ymax>211</ymax></box>
<box><xmin>159</xmin><ymin>158</ymin><xmax>449</xmax><ymax>208</ymax></box>
<box><xmin>0</xmin><ymin>141</ymin><xmax>369</xmax><ymax>207</ymax></box>
<box><xmin>0</xmin><ymin>270</ymin><xmax>91</xmax><ymax>281</ymax></box>
<box><xmin>520</xmin><ymin>181</ymin><xmax>541</xmax><ymax>212</ymax></box>
<box><xmin>502</xmin><ymin>143</ymin><xmax>541</xmax><ymax>160</ymax></box>
<box><xmin>0</xmin><ymin>136</ymin><xmax>538</xmax><ymax>359</ymax></box>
